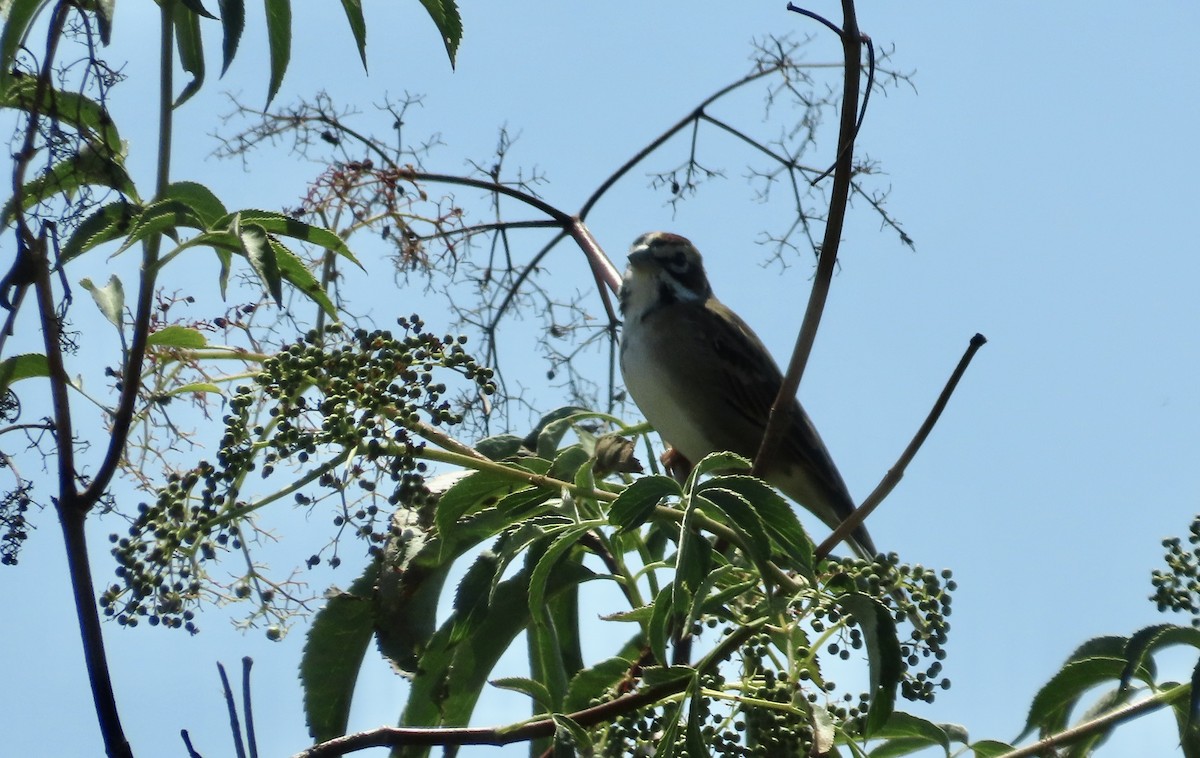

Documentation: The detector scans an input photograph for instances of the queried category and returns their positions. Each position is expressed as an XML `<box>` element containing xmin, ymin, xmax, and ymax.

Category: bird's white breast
<box><xmin>620</xmin><ymin>310</ymin><xmax>717</xmax><ymax>465</ymax></box>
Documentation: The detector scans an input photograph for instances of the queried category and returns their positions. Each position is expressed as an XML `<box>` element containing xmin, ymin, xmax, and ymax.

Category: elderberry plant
<box><xmin>100</xmin><ymin>317</ymin><xmax>494</xmax><ymax>634</ymax></box>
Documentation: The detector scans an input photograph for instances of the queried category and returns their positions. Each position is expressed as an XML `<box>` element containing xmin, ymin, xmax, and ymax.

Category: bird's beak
<box><xmin>627</xmin><ymin>247</ymin><xmax>653</xmax><ymax>267</ymax></box>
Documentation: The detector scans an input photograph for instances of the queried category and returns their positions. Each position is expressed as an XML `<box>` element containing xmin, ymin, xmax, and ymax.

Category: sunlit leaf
<box><xmin>79</xmin><ymin>275</ymin><xmax>124</xmax><ymax>330</ymax></box>
<box><xmin>147</xmin><ymin>325</ymin><xmax>207</xmax><ymax>349</ymax></box>
<box><xmin>0</xmin><ymin>353</ymin><xmax>50</xmax><ymax>395</ymax></box>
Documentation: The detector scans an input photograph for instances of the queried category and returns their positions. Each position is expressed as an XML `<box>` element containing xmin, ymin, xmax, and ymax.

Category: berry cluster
<box><xmin>1150</xmin><ymin>518</ymin><xmax>1200</xmax><ymax>621</ymax></box>
<box><xmin>825</xmin><ymin>553</ymin><xmax>954</xmax><ymax>703</ymax></box>
<box><xmin>100</xmin><ymin>318</ymin><xmax>494</xmax><ymax>633</ymax></box>
<box><xmin>0</xmin><ymin>481</ymin><xmax>33</xmax><ymax>566</ymax></box>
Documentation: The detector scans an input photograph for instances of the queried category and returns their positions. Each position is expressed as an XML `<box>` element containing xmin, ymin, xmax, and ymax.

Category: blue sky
<box><xmin>3</xmin><ymin>2</ymin><xmax>1199</xmax><ymax>756</ymax></box>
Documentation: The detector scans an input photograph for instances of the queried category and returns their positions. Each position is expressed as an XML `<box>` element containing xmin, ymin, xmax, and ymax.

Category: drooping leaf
<box><xmin>339</xmin><ymin>0</ymin><xmax>367</xmax><ymax>70</ymax></box>
<box><xmin>168</xmin><ymin>382</ymin><xmax>222</xmax><ymax>396</ymax></box>
<box><xmin>269</xmin><ymin>236</ymin><xmax>335</xmax><ymax>317</ymax></box>
<box><xmin>179</xmin><ymin>0</ymin><xmax>218</xmax><ymax>18</ymax></box>
<box><xmin>237</xmin><ymin>221</ymin><xmax>282</xmax><ymax>305</ymax></box>
<box><xmin>837</xmin><ymin>592</ymin><xmax>902</xmax><ymax>735</ymax></box>
<box><xmin>0</xmin><ymin>0</ymin><xmax>41</xmax><ymax>92</ymax></box>
<box><xmin>301</xmin><ymin>561</ymin><xmax>378</xmax><ymax>743</ymax></box>
<box><xmin>79</xmin><ymin>275</ymin><xmax>124</xmax><ymax>330</ymax></box>
<box><xmin>216</xmin><ymin>0</ymin><xmax>245</xmax><ymax>75</ymax></box>
<box><xmin>214</xmin><ymin>209</ymin><xmax>360</xmax><ymax>266</ymax></box>
<box><xmin>262</xmin><ymin>0</ymin><xmax>291</xmax><ymax>105</ymax></box>
<box><xmin>146</xmin><ymin>325</ymin><xmax>207</xmax><ymax>349</ymax></box>
<box><xmin>172</xmin><ymin>2</ymin><xmax>206</xmax><ymax>106</ymax></box>
<box><xmin>417</xmin><ymin>0</ymin><xmax>462</xmax><ymax>68</ymax></box>
<box><xmin>1121</xmin><ymin>624</ymin><xmax>1200</xmax><ymax>691</ymax></box>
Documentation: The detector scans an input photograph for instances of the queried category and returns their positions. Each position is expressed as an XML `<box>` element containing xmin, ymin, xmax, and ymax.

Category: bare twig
<box><xmin>753</xmin><ymin>2</ymin><xmax>865</xmax><ymax>478</ymax></box>
<box><xmin>815</xmin><ymin>333</ymin><xmax>987</xmax><ymax>561</ymax></box>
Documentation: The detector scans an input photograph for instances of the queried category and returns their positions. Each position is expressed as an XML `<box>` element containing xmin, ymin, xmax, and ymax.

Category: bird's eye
<box><xmin>667</xmin><ymin>250</ymin><xmax>688</xmax><ymax>271</ymax></box>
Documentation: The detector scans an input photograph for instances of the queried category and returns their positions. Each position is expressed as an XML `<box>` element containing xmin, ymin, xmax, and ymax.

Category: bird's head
<box><xmin>619</xmin><ymin>232</ymin><xmax>713</xmax><ymax>320</ymax></box>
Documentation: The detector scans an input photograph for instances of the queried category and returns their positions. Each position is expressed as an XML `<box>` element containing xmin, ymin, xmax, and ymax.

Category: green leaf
<box><xmin>0</xmin><ymin>353</ymin><xmax>50</xmax><ymax>395</ymax></box>
<box><xmin>117</xmin><ymin>199</ymin><xmax>206</xmax><ymax>254</ymax></box>
<box><xmin>528</xmin><ymin>523</ymin><xmax>597</xmax><ymax>619</ymax></box>
<box><xmin>301</xmin><ymin>561</ymin><xmax>378</xmax><ymax>743</ymax></box>
<box><xmin>551</xmin><ymin>714</ymin><xmax>593</xmax><ymax>755</ymax></box>
<box><xmin>216</xmin><ymin>0</ymin><xmax>245</xmax><ymax>75</ymax></box>
<box><xmin>263</xmin><ymin>0</ymin><xmax>291</xmax><ymax>105</ymax></box>
<box><xmin>417</xmin><ymin>0</ymin><xmax>462</xmax><ymax>68</ymax></box>
<box><xmin>702</xmin><ymin>474</ymin><xmax>813</xmax><ymax>573</ymax></box>
<box><xmin>474</xmin><ymin>433</ymin><xmax>525</xmax><ymax>461</ymax></box>
<box><xmin>489</xmin><ymin>677</ymin><xmax>552</xmax><ymax>712</ymax></box>
<box><xmin>1</xmin><ymin>145</ymin><xmax>136</xmax><ymax>229</ymax></box>
<box><xmin>563</xmin><ymin>656</ymin><xmax>634</xmax><ymax>713</ymax></box>
<box><xmin>269</xmin><ymin>236</ymin><xmax>335</xmax><ymax>317</ymax></box>
<box><xmin>546</xmin><ymin>444</ymin><xmax>590</xmax><ymax>483</ymax></box>
<box><xmin>179</xmin><ymin>0</ymin><xmax>218</xmax><ymax>18</ymax></box>
<box><xmin>147</xmin><ymin>325</ymin><xmax>207</xmax><ymax>349</ymax></box>
<box><xmin>0</xmin><ymin>77</ymin><xmax>123</xmax><ymax>155</ymax></box>
<box><xmin>0</xmin><ymin>0</ymin><xmax>40</xmax><ymax>93</ymax></box>
<box><xmin>339</xmin><ymin>0</ymin><xmax>367</xmax><ymax>70</ymax></box>
<box><xmin>695</xmin><ymin>488</ymin><xmax>769</xmax><ymax>565</ymax></box>
<box><xmin>237</xmin><ymin>222</ymin><xmax>283</xmax><ymax>305</ymax></box>
<box><xmin>374</xmin><ymin>514</ymin><xmax>446</xmax><ymax>678</ymax></box>
<box><xmin>1121</xmin><ymin>624</ymin><xmax>1200</xmax><ymax>691</ymax></box>
<box><xmin>173</xmin><ymin>2</ymin><xmax>206</xmax><ymax>106</ymax></box>
<box><xmin>1023</xmin><ymin>654</ymin><xmax>1142</xmax><ymax>738</ymax></box>
<box><xmin>869</xmin><ymin>711</ymin><xmax>955</xmax><ymax>757</ymax></box>
<box><xmin>160</xmin><ymin>181</ymin><xmax>228</xmax><ymax>227</ymax></box>
<box><xmin>837</xmin><ymin>592</ymin><xmax>902</xmax><ymax>735</ymax></box>
<box><xmin>399</xmin><ymin>558</ymin><xmax>595</xmax><ymax>731</ymax></box>
<box><xmin>93</xmin><ymin>3</ymin><xmax>115</xmax><ymax>44</ymax></box>
<box><xmin>434</xmin><ymin>469</ymin><xmax>523</xmax><ymax>542</ymax></box>
<box><xmin>969</xmin><ymin>740</ymin><xmax>1018</xmax><ymax>757</ymax></box>
<box><xmin>215</xmin><ymin>209</ymin><xmax>360</xmax><ymax>266</ymax></box>
<box><xmin>169</xmin><ymin>382</ymin><xmax>222</xmax><ymax>396</ymax></box>
<box><xmin>609</xmin><ymin>476</ymin><xmax>680</xmax><ymax>532</ymax></box>
<box><xmin>79</xmin><ymin>275</ymin><xmax>124</xmax><ymax>330</ymax></box>
<box><xmin>646</xmin><ymin>585</ymin><xmax>673</xmax><ymax>667</ymax></box>
<box><xmin>61</xmin><ymin>200</ymin><xmax>135</xmax><ymax>262</ymax></box>
<box><xmin>531</xmin><ymin>406</ymin><xmax>589</xmax><ymax>459</ymax></box>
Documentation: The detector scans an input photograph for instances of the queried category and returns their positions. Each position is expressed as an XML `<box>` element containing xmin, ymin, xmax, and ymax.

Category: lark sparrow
<box><xmin>618</xmin><ymin>231</ymin><xmax>877</xmax><ymax>559</ymax></box>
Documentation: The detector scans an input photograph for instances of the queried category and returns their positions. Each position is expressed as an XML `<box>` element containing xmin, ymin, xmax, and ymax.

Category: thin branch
<box><xmin>815</xmin><ymin>334</ymin><xmax>986</xmax><ymax>560</ymax></box>
<box><xmin>218</xmin><ymin>662</ymin><xmax>248</xmax><ymax>758</ymax></box>
<box><xmin>753</xmin><ymin>2</ymin><xmax>863</xmax><ymax>479</ymax></box>
<box><xmin>294</xmin><ymin>622</ymin><xmax>763</xmax><ymax>758</ymax></box>
<box><xmin>995</xmin><ymin>683</ymin><xmax>1187</xmax><ymax>758</ymax></box>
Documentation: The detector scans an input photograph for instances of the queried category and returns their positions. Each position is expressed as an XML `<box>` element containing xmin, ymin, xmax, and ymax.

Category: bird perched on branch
<box><xmin>617</xmin><ymin>231</ymin><xmax>876</xmax><ymax>560</ymax></box>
